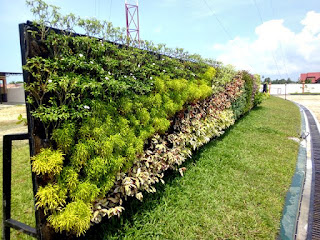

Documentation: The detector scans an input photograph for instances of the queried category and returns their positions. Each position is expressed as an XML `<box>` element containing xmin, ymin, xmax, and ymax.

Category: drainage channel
<box><xmin>299</xmin><ymin>105</ymin><xmax>320</xmax><ymax>239</ymax></box>
<box><xmin>280</xmin><ymin>105</ymin><xmax>308</xmax><ymax>240</ymax></box>
<box><xmin>280</xmin><ymin>103</ymin><xmax>320</xmax><ymax>240</ymax></box>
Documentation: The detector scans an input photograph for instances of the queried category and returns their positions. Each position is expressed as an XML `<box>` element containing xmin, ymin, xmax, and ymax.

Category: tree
<box><xmin>264</xmin><ymin>77</ymin><xmax>271</xmax><ymax>83</ymax></box>
<box><xmin>305</xmin><ymin>78</ymin><xmax>312</xmax><ymax>84</ymax></box>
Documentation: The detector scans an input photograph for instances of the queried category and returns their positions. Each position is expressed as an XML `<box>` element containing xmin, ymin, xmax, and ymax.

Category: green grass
<box><xmin>0</xmin><ymin>137</ymin><xmax>35</xmax><ymax>239</ymax></box>
<box><xmin>290</xmin><ymin>92</ymin><xmax>320</xmax><ymax>95</ymax></box>
<box><xmin>0</xmin><ymin>96</ymin><xmax>300</xmax><ymax>239</ymax></box>
<box><xmin>85</xmin><ymin>96</ymin><xmax>300</xmax><ymax>240</ymax></box>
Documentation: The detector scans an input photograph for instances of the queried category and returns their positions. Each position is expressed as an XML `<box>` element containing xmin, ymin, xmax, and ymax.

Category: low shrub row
<box><xmin>23</xmin><ymin>0</ymin><xmax>264</xmax><ymax>236</ymax></box>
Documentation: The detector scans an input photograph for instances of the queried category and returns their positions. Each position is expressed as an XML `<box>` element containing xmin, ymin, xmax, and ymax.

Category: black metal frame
<box><xmin>4</xmin><ymin>21</ymin><xmax>161</xmax><ymax>240</ymax></box>
<box><xmin>3</xmin><ymin>21</ymin><xmax>221</xmax><ymax>240</ymax></box>
<box><xmin>1</xmin><ymin>23</ymin><xmax>44</xmax><ymax>240</ymax></box>
<box><xmin>2</xmin><ymin>133</ymin><xmax>37</xmax><ymax>240</ymax></box>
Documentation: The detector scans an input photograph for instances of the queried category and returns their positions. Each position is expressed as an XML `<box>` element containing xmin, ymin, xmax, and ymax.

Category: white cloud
<box><xmin>211</xmin><ymin>11</ymin><xmax>320</xmax><ymax>80</ymax></box>
<box><xmin>301</xmin><ymin>11</ymin><xmax>320</xmax><ymax>34</ymax></box>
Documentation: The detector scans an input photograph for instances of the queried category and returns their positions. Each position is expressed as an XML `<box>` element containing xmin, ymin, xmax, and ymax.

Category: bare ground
<box><xmin>277</xmin><ymin>95</ymin><xmax>320</xmax><ymax>123</ymax></box>
<box><xmin>0</xmin><ymin>104</ymin><xmax>28</xmax><ymax>140</ymax></box>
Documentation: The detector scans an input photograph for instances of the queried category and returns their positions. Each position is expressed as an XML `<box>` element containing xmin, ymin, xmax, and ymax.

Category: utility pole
<box><xmin>285</xmin><ymin>83</ymin><xmax>287</xmax><ymax>100</ymax></box>
<box><xmin>125</xmin><ymin>0</ymin><xmax>140</xmax><ymax>45</ymax></box>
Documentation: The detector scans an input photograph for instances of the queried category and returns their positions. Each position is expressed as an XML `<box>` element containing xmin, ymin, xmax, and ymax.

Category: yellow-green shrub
<box><xmin>35</xmin><ymin>183</ymin><xmax>67</xmax><ymax>214</ymax></box>
<box><xmin>47</xmin><ymin>201</ymin><xmax>92</xmax><ymax>236</ymax></box>
<box><xmin>31</xmin><ymin>148</ymin><xmax>64</xmax><ymax>176</ymax></box>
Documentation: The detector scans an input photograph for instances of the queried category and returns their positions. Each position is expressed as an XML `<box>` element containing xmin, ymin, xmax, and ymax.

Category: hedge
<box><xmin>23</xmin><ymin>0</ymin><xmax>264</xmax><ymax>236</ymax></box>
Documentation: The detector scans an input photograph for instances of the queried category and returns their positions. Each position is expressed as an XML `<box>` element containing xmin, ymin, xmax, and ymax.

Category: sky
<box><xmin>1</xmin><ymin>0</ymin><xmax>320</xmax><ymax>82</ymax></box>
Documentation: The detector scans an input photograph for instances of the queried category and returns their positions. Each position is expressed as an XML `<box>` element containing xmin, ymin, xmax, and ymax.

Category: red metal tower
<box><xmin>125</xmin><ymin>0</ymin><xmax>140</xmax><ymax>44</ymax></box>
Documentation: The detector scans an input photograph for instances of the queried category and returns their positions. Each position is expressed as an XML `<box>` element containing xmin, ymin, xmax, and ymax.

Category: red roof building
<box><xmin>300</xmin><ymin>72</ymin><xmax>320</xmax><ymax>83</ymax></box>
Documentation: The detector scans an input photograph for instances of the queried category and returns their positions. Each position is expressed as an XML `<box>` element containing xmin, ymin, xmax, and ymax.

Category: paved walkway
<box><xmin>280</xmin><ymin>100</ymin><xmax>320</xmax><ymax>240</ymax></box>
<box><xmin>297</xmin><ymin>105</ymin><xmax>320</xmax><ymax>239</ymax></box>
<box><xmin>277</xmin><ymin>95</ymin><xmax>320</xmax><ymax>123</ymax></box>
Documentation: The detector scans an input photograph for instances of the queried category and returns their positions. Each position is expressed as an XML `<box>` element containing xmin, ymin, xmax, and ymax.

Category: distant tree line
<box><xmin>8</xmin><ymin>81</ymin><xmax>24</xmax><ymax>84</ymax></box>
<box><xmin>263</xmin><ymin>77</ymin><xmax>296</xmax><ymax>84</ymax></box>
<box><xmin>304</xmin><ymin>78</ymin><xmax>314</xmax><ymax>84</ymax></box>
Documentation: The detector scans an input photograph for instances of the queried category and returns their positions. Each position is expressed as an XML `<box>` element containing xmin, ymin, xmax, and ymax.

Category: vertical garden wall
<box><xmin>19</xmin><ymin>0</ymin><xmax>264</xmax><ymax>238</ymax></box>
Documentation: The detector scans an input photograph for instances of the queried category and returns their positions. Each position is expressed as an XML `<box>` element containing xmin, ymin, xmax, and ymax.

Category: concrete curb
<box><xmin>279</xmin><ymin>100</ymin><xmax>320</xmax><ymax>240</ymax></box>
<box><xmin>295</xmin><ymin>108</ymin><xmax>312</xmax><ymax>240</ymax></box>
<box><xmin>279</xmin><ymin>103</ymin><xmax>308</xmax><ymax>240</ymax></box>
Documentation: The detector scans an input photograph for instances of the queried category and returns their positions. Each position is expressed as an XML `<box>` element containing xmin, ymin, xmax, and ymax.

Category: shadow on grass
<box><xmin>83</xmin><ymin>106</ymin><xmax>266</xmax><ymax>240</ymax></box>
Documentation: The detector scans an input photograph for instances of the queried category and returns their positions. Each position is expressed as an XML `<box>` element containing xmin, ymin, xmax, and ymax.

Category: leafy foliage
<box><xmin>16</xmin><ymin>113</ymin><xmax>28</xmax><ymax>125</ymax></box>
<box><xmin>31</xmin><ymin>148</ymin><xmax>64</xmax><ymax>176</ymax></box>
<box><xmin>47</xmin><ymin>201</ymin><xmax>92</xmax><ymax>236</ymax></box>
<box><xmin>51</xmin><ymin>122</ymin><xmax>76</xmax><ymax>154</ymax></box>
<box><xmin>35</xmin><ymin>183</ymin><xmax>67</xmax><ymax>214</ymax></box>
<box><xmin>231</xmin><ymin>92</ymin><xmax>247</xmax><ymax>119</ymax></box>
<box><xmin>24</xmin><ymin>0</ymin><xmax>263</xmax><ymax>236</ymax></box>
<box><xmin>233</xmin><ymin>71</ymin><xmax>262</xmax><ymax>116</ymax></box>
<box><xmin>91</xmin><ymin>78</ymin><xmax>245</xmax><ymax>223</ymax></box>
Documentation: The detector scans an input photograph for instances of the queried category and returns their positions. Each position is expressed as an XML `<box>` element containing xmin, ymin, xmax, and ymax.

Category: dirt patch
<box><xmin>0</xmin><ymin>105</ymin><xmax>26</xmax><ymax>122</ymax></box>
<box><xmin>278</xmin><ymin>95</ymin><xmax>320</xmax><ymax>123</ymax></box>
<box><xmin>0</xmin><ymin>105</ymin><xmax>28</xmax><ymax>140</ymax></box>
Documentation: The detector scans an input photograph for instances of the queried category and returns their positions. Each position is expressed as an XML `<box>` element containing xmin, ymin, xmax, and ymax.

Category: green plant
<box><xmin>23</xmin><ymin>0</ymin><xmax>263</xmax><ymax>236</ymax></box>
<box><xmin>31</xmin><ymin>148</ymin><xmax>64</xmax><ymax>176</ymax></box>
<box><xmin>231</xmin><ymin>91</ymin><xmax>247</xmax><ymax>119</ymax></box>
<box><xmin>241</xmin><ymin>71</ymin><xmax>261</xmax><ymax>113</ymax></box>
<box><xmin>51</xmin><ymin>122</ymin><xmax>76</xmax><ymax>153</ymax></box>
<box><xmin>47</xmin><ymin>201</ymin><xmax>92</xmax><ymax>236</ymax></box>
<box><xmin>97</xmin><ymin>97</ymin><xmax>300</xmax><ymax>240</ymax></box>
<box><xmin>70</xmin><ymin>181</ymin><xmax>100</xmax><ymax>203</ymax></box>
<box><xmin>35</xmin><ymin>183</ymin><xmax>67</xmax><ymax>214</ymax></box>
<box><xmin>91</xmin><ymin>78</ymin><xmax>246</xmax><ymax>223</ymax></box>
<box><xmin>16</xmin><ymin>114</ymin><xmax>28</xmax><ymax>125</ymax></box>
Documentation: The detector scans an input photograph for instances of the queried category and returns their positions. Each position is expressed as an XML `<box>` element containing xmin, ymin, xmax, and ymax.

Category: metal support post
<box><xmin>2</xmin><ymin>133</ymin><xmax>37</xmax><ymax>240</ymax></box>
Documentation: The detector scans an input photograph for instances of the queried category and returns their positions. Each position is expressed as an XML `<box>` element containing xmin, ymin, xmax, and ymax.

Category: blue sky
<box><xmin>1</xmin><ymin>0</ymin><xmax>320</xmax><ymax>82</ymax></box>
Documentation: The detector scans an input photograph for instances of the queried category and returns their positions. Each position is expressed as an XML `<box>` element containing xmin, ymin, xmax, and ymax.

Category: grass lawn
<box><xmin>87</xmin><ymin>96</ymin><xmax>301</xmax><ymax>240</ymax></box>
<box><xmin>0</xmin><ymin>97</ymin><xmax>300</xmax><ymax>239</ymax></box>
<box><xmin>290</xmin><ymin>92</ymin><xmax>320</xmax><ymax>95</ymax></box>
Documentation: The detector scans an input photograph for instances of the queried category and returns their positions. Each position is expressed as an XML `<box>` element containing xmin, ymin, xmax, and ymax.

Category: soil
<box><xmin>278</xmin><ymin>95</ymin><xmax>320</xmax><ymax>123</ymax></box>
<box><xmin>0</xmin><ymin>104</ymin><xmax>26</xmax><ymax>122</ymax></box>
<box><xmin>0</xmin><ymin>104</ymin><xmax>28</xmax><ymax>140</ymax></box>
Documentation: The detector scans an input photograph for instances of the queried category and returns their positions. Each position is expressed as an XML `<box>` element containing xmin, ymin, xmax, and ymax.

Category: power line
<box><xmin>278</xmin><ymin>43</ymin><xmax>289</xmax><ymax>79</ymax></box>
<box><xmin>202</xmin><ymin>0</ymin><xmax>256</xmax><ymax>72</ymax></box>
<box><xmin>269</xmin><ymin>0</ymin><xmax>276</xmax><ymax>17</ymax></box>
<box><xmin>270</xmin><ymin>0</ymin><xmax>290</xmax><ymax>80</ymax></box>
<box><xmin>202</xmin><ymin>0</ymin><xmax>233</xmax><ymax>40</ymax></box>
<box><xmin>253</xmin><ymin>0</ymin><xmax>264</xmax><ymax>24</ymax></box>
<box><xmin>98</xmin><ymin>0</ymin><xmax>100</xmax><ymax>18</ymax></box>
<box><xmin>252</xmin><ymin>0</ymin><xmax>283</xmax><ymax>79</ymax></box>
<box><xmin>109</xmin><ymin>0</ymin><xmax>113</xmax><ymax>21</ymax></box>
<box><xmin>94</xmin><ymin>0</ymin><xmax>97</xmax><ymax>17</ymax></box>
